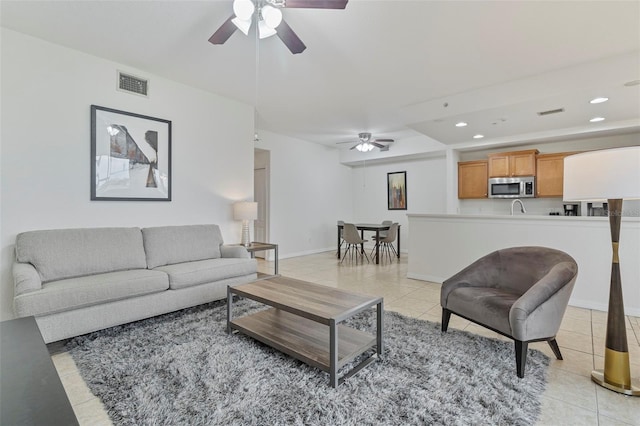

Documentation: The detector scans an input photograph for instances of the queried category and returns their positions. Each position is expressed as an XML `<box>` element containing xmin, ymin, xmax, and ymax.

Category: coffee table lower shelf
<box><xmin>230</xmin><ymin>308</ymin><xmax>377</xmax><ymax>373</ymax></box>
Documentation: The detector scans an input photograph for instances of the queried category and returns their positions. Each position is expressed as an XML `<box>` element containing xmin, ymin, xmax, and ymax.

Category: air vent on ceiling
<box><xmin>117</xmin><ymin>71</ymin><xmax>148</xmax><ymax>97</ymax></box>
<box><xmin>537</xmin><ymin>108</ymin><xmax>564</xmax><ymax>116</ymax></box>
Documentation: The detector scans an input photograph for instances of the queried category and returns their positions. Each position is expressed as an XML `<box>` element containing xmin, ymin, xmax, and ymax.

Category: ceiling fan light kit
<box><xmin>209</xmin><ymin>0</ymin><xmax>348</xmax><ymax>54</ymax></box>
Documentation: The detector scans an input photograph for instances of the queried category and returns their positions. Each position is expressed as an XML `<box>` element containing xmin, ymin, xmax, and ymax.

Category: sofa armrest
<box><xmin>13</xmin><ymin>262</ymin><xmax>42</xmax><ymax>296</ymax></box>
<box><xmin>220</xmin><ymin>245</ymin><xmax>250</xmax><ymax>259</ymax></box>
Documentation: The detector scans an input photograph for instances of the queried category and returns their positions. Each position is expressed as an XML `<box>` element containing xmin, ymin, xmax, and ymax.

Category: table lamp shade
<box><xmin>233</xmin><ymin>202</ymin><xmax>258</xmax><ymax>221</ymax></box>
<box><xmin>563</xmin><ymin>146</ymin><xmax>640</xmax><ymax>201</ymax></box>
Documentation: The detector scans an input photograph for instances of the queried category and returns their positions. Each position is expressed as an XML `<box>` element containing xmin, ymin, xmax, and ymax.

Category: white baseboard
<box><xmin>406</xmin><ymin>272</ymin><xmax>444</xmax><ymax>284</ymax></box>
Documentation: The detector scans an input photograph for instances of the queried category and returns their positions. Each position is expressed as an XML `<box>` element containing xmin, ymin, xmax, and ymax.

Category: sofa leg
<box><xmin>441</xmin><ymin>309</ymin><xmax>451</xmax><ymax>332</ymax></box>
<box><xmin>548</xmin><ymin>338</ymin><xmax>563</xmax><ymax>360</ymax></box>
<box><xmin>515</xmin><ymin>340</ymin><xmax>528</xmax><ymax>378</ymax></box>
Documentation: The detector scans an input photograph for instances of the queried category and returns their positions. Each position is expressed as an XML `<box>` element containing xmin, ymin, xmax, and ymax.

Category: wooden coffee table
<box><xmin>227</xmin><ymin>276</ymin><xmax>383</xmax><ymax>388</ymax></box>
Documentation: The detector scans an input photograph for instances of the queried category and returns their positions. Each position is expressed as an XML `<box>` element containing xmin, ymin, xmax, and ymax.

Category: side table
<box><xmin>235</xmin><ymin>242</ymin><xmax>278</xmax><ymax>276</ymax></box>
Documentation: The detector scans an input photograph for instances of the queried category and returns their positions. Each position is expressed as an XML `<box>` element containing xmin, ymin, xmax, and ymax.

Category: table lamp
<box><xmin>233</xmin><ymin>201</ymin><xmax>258</xmax><ymax>247</ymax></box>
<box><xmin>563</xmin><ymin>146</ymin><xmax>640</xmax><ymax>396</ymax></box>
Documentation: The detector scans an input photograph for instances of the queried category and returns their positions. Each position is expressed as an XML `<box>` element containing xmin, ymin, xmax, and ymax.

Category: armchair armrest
<box><xmin>13</xmin><ymin>262</ymin><xmax>42</xmax><ymax>296</ymax></box>
<box><xmin>509</xmin><ymin>262</ymin><xmax>578</xmax><ymax>340</ymax></box>
<box><xmin>441</xmin><ymin>252</ymin><xmax>500</xmax><ymax>308</ymax></box>
<box><xmin>220</xmin><ymin>245</ymin><xmax>250</xmax><ymax>259</ymax></box>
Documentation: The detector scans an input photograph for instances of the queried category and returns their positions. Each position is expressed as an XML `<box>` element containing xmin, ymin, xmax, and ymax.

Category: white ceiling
<box><xmin>2</xmin><ymin>0</ymin><xmax>639</xmax><ymax>150</ymax></box>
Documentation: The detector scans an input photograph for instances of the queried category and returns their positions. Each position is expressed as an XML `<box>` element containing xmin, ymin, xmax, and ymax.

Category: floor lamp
<box><xmin>563</xmin><ymin>146</ymin><xmax>640</xmax><ymax>396</ymax></box>
<box><xmin>233</xmin><ymin>201</ymin><xmax>258</xmax><ymax>247</ymax></box>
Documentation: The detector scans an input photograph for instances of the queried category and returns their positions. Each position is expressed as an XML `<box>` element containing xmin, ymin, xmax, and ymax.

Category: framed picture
<box><xmin>91</xmin><ymin>105</ymin><xmax>171</xmax><ymax>201</ymax></box>
<box><xmin>387</xmin><ymin>171</ymin><xmax>407</xmax><ymax>210</ymax></box>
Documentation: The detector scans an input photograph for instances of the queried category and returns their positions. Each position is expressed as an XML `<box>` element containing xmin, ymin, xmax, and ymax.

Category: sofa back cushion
<box><xmin>15</xmin><ymin>228</ymin><xmax>147</xmax><ymax>283</ymax></box>
<box><xmin>142</xmin><ymin>225</ymin><xmax>223</xmax><ymax>269</ymax></box>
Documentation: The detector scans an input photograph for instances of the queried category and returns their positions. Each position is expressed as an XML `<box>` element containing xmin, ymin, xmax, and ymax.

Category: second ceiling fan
<box><xmin>337</xmin><ymin>133</ymin><xmax>395</xmax><ymax>152</ymax></box>
<box><xmin>208</xmin><ymin>0</ymin><xmax>348</xmax><ymax>54</ymax></box>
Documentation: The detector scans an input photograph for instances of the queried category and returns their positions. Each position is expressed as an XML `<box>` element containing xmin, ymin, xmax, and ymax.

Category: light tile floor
<box><xmin>49</xmin><ymin>251</ymin><xmax>640</xmax><ymax>425</ymax></box>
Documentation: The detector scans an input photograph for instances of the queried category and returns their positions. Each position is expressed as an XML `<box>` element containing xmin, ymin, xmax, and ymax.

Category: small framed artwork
<box><xmin>91</xmin><ymin>105</ymin><xmax>171</xmax><ymax>201</ymax></box>
<box><xmin>387</xmin><ymin>171</ymin><xmax>407</xmax><ymax>210</ymax></box>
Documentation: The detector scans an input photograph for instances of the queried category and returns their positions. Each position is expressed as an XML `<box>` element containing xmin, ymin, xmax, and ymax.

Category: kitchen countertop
<box><xmin>407</xmin><ymin>213</ymin><xmax>640</xmax><ymax>222</ymax></box>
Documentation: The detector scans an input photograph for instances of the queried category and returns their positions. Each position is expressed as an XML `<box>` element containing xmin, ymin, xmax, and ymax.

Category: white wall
<box><xmin>351</xmin><ymin>155</ymin><xmax>448</xmax><ymax>250</ymax></box>
<box><xmin>0</xmin><ymin>29</ymin><xmax>255</xmax><ymax>320</ymax></box>
<box><xmin>256</xmin><ymin>130</ymin><xmax>353</xmax><ymax>258</ymax></box>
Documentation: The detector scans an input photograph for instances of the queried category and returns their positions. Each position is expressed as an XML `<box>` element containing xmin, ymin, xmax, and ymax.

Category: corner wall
<box><xmin>256</xmin><ymin>130</ymin><xmax>353</xmax><ymax>258</ymax></box>
<box><xmin>0</xmin><ymin>29</ymin><xmax>255</xmax><ymax>320</ymax></box>
<box><xmin>351</xmin><ymin>155</ymin><xmax>448</xmax><ymax>248</ymax></box>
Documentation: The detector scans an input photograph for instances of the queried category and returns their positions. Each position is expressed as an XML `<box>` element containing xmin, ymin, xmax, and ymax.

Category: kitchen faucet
<box><xmin>510</xmin><ymin>199</ymin><xmax>527</xmax><ymax>215</ymax></box>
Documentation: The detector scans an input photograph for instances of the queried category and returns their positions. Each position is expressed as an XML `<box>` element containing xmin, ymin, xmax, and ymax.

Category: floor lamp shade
<box><xmin>233</xmin><ymin>202</ymin><xmax>258</xmax><ymax>247</ymax></box>
<box><xmin>563</xmin><ymin>146</ymin><xmax>640</xmax><ymax>396</ymax></box>
<box><xmin>563</xmin><ymin>146</ymin><xmax>640</xmax><ymax>202</ymax></box>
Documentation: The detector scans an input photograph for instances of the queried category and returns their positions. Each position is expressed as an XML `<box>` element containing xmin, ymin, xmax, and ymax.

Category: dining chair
<box><xmin>370</xmin><ymin>220</ymin><xmax>394</xmax><ymax>259</ymax></box>
<box><xmin>336</xmin><ymin>220</ymin><xmax>345</xmax><ymax>256</ymax></box>
<box><xmin>341</xmin><ymin>223</ymin><xmax>370</xmax><ymax>264</ymax></box>
<box><xmin>377</xmin><ymin>223</ymin><xmax>399</xmax><ymax>263</ymax></box>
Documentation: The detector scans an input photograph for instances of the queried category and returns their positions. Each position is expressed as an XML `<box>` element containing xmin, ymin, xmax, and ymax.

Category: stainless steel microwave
<box><xmin>488</xmin><ymin>176</ymin><xmax>535</xmax><ymax>198</ymax></box>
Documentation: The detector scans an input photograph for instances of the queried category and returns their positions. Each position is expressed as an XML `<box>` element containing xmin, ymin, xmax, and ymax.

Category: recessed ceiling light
<box><xmin>590</xmin><ymin>117</ymin><xmax>605</xmax><ymax>122</ymax></box>
<box><xmin>473</xmin><ymin>134</ymin><xmax>484</xmax><ymax>139</ymax></box>
<box><xmin>455</xmin><ymin>122</ymin><xmax>468</xmax><ymax>127</ymax></box>
<box><xmin>590</xmin><ymin>97</ymin><xmax>609</xmax><ymax>104</ymax></box>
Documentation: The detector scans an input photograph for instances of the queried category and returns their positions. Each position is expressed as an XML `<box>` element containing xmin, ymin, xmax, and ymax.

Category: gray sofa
<box><xmin>13</xmin><ymin>224</ymin><xmax>258</xmax><ymax>343</ymax></box>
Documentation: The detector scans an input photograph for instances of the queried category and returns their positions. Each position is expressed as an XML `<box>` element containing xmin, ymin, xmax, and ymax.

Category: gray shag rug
<box><xmin>66</xmin><ymin>298</ymin><xmax>549</xmax><ymax>425</ymax></box>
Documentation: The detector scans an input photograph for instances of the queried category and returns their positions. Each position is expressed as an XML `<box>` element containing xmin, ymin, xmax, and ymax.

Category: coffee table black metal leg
<box><xmin>377</xmin><ymin>301</ymin><xmax>384</xmax><ymax>358</ymax></box>
<box><xmin>330</xmin><ymin>319</ymin><xmax>338</xmax><ymax>388</ymax></box>
<box><xmin>226</xmin><ymin>286</ymin><xmax>233</xmax><ymax>334</ymax></box>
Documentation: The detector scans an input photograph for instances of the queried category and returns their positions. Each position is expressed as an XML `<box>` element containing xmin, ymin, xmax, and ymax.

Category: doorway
<box><xmin>254</xmin><ymin>148</ymin><xmax>270</xmax><ymax>259</ymax></box>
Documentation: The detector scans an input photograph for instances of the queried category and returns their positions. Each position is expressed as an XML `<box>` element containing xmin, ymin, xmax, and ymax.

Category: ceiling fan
<box><xmin>208</xmin><ymin>0</ymin><xmax>348</xmax><ymax>54</ymax></box>
<box><xmin>337</xmin><ymin>133</ymin><xmax>395</xmax><ymax>152</ymax></box>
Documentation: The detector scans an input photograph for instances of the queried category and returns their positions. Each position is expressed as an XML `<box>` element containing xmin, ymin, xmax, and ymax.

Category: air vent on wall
<box><xmin>537</xmin><ymin>108</ymin><xmax>564</xmax><ymax>116</ymax></box>
<box><xmin>117</xmin><ymin>71</ymin><xmax>148</xmax><ymax>97</ymax></box>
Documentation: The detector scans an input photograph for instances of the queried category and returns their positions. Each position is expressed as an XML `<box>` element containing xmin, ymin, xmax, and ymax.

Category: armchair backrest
<box><xmin>495</xmin><ymin>247</ymin><xmax>578</xmax><ymax>295</ymax></box>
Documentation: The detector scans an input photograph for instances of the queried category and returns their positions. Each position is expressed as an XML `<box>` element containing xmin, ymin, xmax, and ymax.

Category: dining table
<box><xmin>337</xmin><ymin>223</ymin><xmax>401</xmax><ymax>265</ymax></box>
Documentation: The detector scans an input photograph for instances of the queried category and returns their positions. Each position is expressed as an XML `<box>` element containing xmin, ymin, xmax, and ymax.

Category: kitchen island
<box><xmin>407</xmin><ymin>214</ymin><xmax>640</xmax><ymax>316</ymax></box>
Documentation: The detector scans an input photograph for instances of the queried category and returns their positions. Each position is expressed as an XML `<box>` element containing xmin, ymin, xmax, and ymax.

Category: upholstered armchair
<box><xmin>440</xmin><ymin>246</ymin><xmax>578</xmax><ymax>378</ymax></box>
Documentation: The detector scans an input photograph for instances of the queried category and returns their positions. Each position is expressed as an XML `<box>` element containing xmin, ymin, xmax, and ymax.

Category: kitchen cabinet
<box><xmin>458</xmin><ymin>160</ymin><xmax>488</xmax><ymax>199</ymax></box>
<box><xmin>488</xmin><ymin>149</ymin><xmax>538</xmax><ymax>177</ymax></box>
<box><xmin>536</xmin><ymin>152</ymin><xmax>578</xmax><ymax>198</ymax></box>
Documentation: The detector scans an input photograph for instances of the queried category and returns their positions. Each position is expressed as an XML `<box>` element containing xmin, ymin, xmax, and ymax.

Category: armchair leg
<box><xmin>515</xmin><ymin>340</ymin><xmax>528</xmax><ymax>378</ymax></box>
<box><xmin>441</xmin><ymin>309</ymin><xmax>451</xmax><ymax>332</ymax></box>
<box><xmin>547</xmin><ymin>338</ymin><xmax>563</xmax><ymax>360</ymax></box>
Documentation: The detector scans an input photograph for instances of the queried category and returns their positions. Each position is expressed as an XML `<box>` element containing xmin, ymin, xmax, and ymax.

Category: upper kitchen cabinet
<box><xmin>458</xmin><ymin>160</ymin><xmax>488</xmax><ymax>199</ymax></box>
<box><xmin>536</xmin><ymin>152</ymin><xmax>578</xmax><ymax>197</ymax></box>
<box><xmin>488</xmin><ymin>149</ymin><xmax>539</xmax><ymax>177</ymax></box>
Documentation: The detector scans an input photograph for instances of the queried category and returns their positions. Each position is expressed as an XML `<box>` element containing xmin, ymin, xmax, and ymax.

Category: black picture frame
<box><xmin>91</xmin><ymin>105</ymin><xmax>171</xmax><ymax>201</ymax></box>
<box><xmin>387</xmin><ymin>171</ymin><xmax>407</xmax><ymax>210</ymax></box>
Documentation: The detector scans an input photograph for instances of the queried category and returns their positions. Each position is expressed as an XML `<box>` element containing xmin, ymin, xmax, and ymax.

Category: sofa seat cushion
<box><xmin>446</xmin><ymin>287</ymin><xmax>520</xmax><ymax>336</ymax></box>
<box><xmin>14</xmin><ymin>269</ymin><xmax>169</xmax><ymax>317</ymax></box>
<box><xmin>155</xmin><ymin>258</ymin><xmax>257</xmax><ymax>290</ymax></box>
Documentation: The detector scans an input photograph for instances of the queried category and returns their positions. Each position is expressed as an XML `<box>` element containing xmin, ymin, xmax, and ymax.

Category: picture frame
<box><xmin>91</xmin><ymin>105</ymin><xmax>171</xmax><ymax>201</ymax></box>
<box><xmin>387</xmin><ymin>171</ymin><xmax>407</xmax><ymax>210</ymax></box>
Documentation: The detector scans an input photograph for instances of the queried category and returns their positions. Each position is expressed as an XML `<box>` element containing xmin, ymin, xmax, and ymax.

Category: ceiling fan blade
<box><xmin>276</xmin><ymin>20</ymin><xmax>306</xmax><ymax>54</ymax></box>
<box><xmin>208</xmin><ymin>16</ymin><xmax>237</xmax><ymax>45</ymax></box>
<box><xmin>349</xmin><ymin>144</ymin><xmax>358</xmax><ymax>150</ymax></box>
<box><xmin>371</xmin><ymin>142</ymin><xmax>386</xmax><ymax>149</ymax></box>
<box><xmin>372</xmin><ymin>139</ymin><xmax>394</xmax><ymax>143</ymax></box>
<box><xmin>284</xmin><ymin>0</ymin><xmax>348</xmax><ymax>9</ymax></box>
